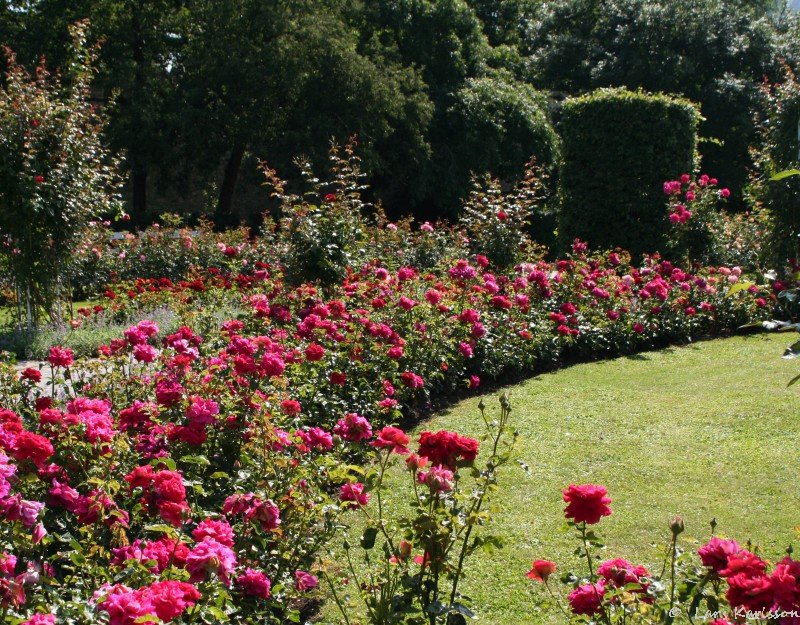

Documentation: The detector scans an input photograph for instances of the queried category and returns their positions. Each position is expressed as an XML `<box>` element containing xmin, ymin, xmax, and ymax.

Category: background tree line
<box><xmin>0</xmin><ymin>0</ymin><xmax>798</xmax><ymax>227</ymax></box>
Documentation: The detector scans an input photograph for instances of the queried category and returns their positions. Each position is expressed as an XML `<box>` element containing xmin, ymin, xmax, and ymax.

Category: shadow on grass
<box><xmin>402</xmin><ymin>330</ymin><xmax>766</xmax><ymax>429</ymax></box>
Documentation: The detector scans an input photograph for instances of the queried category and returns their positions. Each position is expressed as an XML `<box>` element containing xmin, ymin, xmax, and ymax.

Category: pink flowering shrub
<box><xmin>529</xmin><ymin>485</ymin><xmax>800</xmax><ymax>624</ymax></box>
<box><xmin>664</xmin><ymin>173</ymin><xmax>731</xmax><ymax>263</ymax></box>
<box><xmin>664</xmin><ymin>173</ymin><xmax>774</xmax><ymax>271</ymax></box>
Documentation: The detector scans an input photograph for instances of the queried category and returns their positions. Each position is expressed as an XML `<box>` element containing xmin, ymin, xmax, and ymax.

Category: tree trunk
<box><xmin>215</xmin><ymin>143</ymin><xmax>246</xmax><ymax>228</ymax></box>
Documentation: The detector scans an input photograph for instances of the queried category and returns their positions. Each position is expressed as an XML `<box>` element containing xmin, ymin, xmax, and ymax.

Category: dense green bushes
<box><xmin>751</xmin><ymin>72</ymin><xmax>800</xmax><ymax>259</ymax></box>
<box><xmin>4</xmin><ymin>0</ymin><xmax>795</xmax><ymax>223</ymax></box>
<box><xmin>437</xmin><ymin>74</ymin><xmax>559</xmax><ymax>214</ymax></box>
<box><xmin>557</xmin><ymin>88</ymin><xmax>700</xmax><ymax>257</ymax></box>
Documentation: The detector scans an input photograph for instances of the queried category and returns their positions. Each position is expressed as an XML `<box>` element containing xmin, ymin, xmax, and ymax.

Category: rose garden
<box><xmin>0</xmin><ymin>3</ymin><xmax>800</xmax><ymax>625</ymax></box>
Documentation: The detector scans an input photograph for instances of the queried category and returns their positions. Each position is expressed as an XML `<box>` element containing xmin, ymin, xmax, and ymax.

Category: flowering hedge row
<box><xmin>0</xmin><ymin>225</ymin><xmax>775</xmax><ymax>622</ymax></box>
<box><xmin>86</xmin><ymin>241</ymin><xmax>769</xmax><ymax>428</ymax></box>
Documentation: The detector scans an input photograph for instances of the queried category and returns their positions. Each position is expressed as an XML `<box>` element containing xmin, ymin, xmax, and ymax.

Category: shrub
<box><xmin>459</xmin><ymin>159</ymin><xmax>550</xmax><ymax>269</ymax></box>
<box><xmin>260</xmin><ymin>142</ymin><xmax>374</xmax><ymax>287</ymax></box>
<box><xmin>68</xmin><ymin>215</ymin><xmax>252</xmax><ymax>299</ymax></box>
<box><xmin>557</xmin><ymin>88</ymin><xmax>700</xmax><ymax>258</ymax></box>
<box><xmin>0</xmin><ymin>24</ymin><xmax>122</xmax><ymax>329</ymax></box>
<box><xmin>664</xmin><ymin>173</ymin><xmax>776</xmax><ymax>272</ymax></box>
<box><xmin>439</xmin><ymin>74</ymin><xmax>559</xmax><ymax>216</ymax></box>
<box><xmin>750</xmin><ymin>70</ymin><xmax>800</xmax><ymax>260</ymax></box>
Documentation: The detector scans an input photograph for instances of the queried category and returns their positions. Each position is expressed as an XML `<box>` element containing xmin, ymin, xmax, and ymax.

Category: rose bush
<box><xmin>528</xmin><ymin>485</ymin><xmax>800</xmax><ymax>624</ymax></box>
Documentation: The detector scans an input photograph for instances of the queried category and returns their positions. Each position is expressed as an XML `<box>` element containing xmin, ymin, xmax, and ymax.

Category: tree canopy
<box><xmin>0</xmin><ymin>0</ymin><xmax>798</xmax><ymax>222</ymax></box>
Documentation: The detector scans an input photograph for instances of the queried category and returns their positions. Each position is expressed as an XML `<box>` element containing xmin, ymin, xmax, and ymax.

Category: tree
<box><xmin>174</xmin><ymin>0</ymin><xmax>432</xmax><ymax>226</ymax></box>
<box><xmin>439</xmin><ymin>72</ymin><xmax>559</xmax><ymax>214</ymax></box>
<box><xmin>0</xmin><ymin>1</ymin><xmax>183</xmax><ymax>221</ymax></box>
<box><xmin>0</xmin><ymin>23</ymin><xmax>122</xmax><ymax>328</ymax></box>
<box><xmin>89</xmin><ymin>0</ymin><xmax>183</xmax><ymax>220</ymax></box>
<box><xmin>524</xmin><ymin>0</ymin><xmax>779</xmax><ymax>205</ymax></box>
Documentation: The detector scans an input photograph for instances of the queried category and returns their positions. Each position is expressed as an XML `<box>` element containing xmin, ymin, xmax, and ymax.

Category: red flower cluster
<box><xmin>417</xmin><ymin>430</ymin><xmax>479</xmax><ymax>469</ymax></box>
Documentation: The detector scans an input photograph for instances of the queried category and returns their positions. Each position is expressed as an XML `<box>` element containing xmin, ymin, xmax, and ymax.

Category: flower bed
<box><xmin>0</xmin><ymin>236</ymin><xmax>772</xmax><ymax>622</ymax></box>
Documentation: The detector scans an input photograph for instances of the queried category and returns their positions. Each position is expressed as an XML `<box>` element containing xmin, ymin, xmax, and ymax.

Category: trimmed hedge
<box><xmin>557</xmin><ymin>88</ymin><xmax>700</xmax><ymax>257</ymax></box>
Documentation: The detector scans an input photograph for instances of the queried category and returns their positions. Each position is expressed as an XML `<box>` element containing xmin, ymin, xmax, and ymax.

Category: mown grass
<box><xmin>322</xmin><ymin>333</ymin><xmax>800</xmax><ymax>624</ymax></box>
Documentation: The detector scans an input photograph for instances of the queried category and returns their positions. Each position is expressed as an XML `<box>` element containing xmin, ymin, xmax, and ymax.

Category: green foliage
<box><xmin>0</xmin><ymin>22</ymin><xmax>122</xmax><ymax>328</ymax></box>
<box><xmin>358</xmin><ymin>0</ymin><xmax>493</xmax><ymax>215</ymax></box>
<box><xmin>262</xmin><ymin>142</ymin><xmax>374</xmax><ymax>287</ymax></box>
<box><xmin>525</xmin><ymin>0</ymin><xmax>779</xmax><ymax>205</ymax></box>
<box><xmin>459</xmin><ymin>159</ymin><xmax>550</xmax><ymax>268</ymax></box>
<box><xmin>441</xmin><ymin>74</ymin><xmax>559</xmax><ymax>215</ymax></box>
<box><xmin>4</xmin><ymin>0</ymin><xmax>793</xmax><ymax>223</ymax></box>
<box><xmin>750</xmin><ymin>71</ymin><xmax>800</xmax><ymax>259</ymax></box>
<box><xmin>557</xmin><ymin>88</ymin><xmax>700</xmax><ymax>257</ymax></box>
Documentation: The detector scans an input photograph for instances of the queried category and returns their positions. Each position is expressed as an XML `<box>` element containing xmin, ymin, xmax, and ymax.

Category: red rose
<box><xmin>329</xmin><ymin>371</ymin><xmax>346</xmax><ymax>386</ymax></box>
<box><xmin>598</xmin><ymin>558</ymin><xmax>649</xmax><ymax>589</ymax></box>
<box><xmin>698</xmin><ymin>537</ymin><xmax>740</xmax><ymax>572</ymax></box>
<box><xmin>568</xmin><ymin>581</ymin><xmax>605</xmax><ymax>615</ymax></box>
<box><xmin>159</xmin><ymin>500</ymin><xmax>189</xmax><ymax>526</ymax></box>
<box><xmin>48</xmin><ymin>346</ymin><xmax>74</xmax><ymax>368</ymax></box>
<box><xmin>400</xmin><ymin>371</ymin><xmax>424</xmax><ymax>389</ymax></box>
<box><xmin>125</xmin><ymin>465</ymin><xmax>155</xmax><ymax>489</ymax></box>
<box><xmin>771</xmin><ymin>556</ymin><xmax>800</xmax><ymax>609</ymax></box>
<box><xmin>12</xmin><ymin>431</ymin><xmax>54</xmax><ymax>467</ymax></box>
<box><xmin>417</xmin><ymin>430</ymin><xmax>479</xmax><ymax>469</ymax></box>
<box><xmin>153</xmin><ymin>470</ymin><xmax>187</xmax><ymax>503</ymax></box>
<box><xmin>304</xmin><ymin>343</ymin><xmax>324</xmax><ymax>362</ymax></box>
<box><xmin>726</xmin><ymin>573</ymin><xmax>774</xmax><ymax>612</ymax></box>
<box><xmin>562</xmin><ymin>483</ymin><xmax>612</xmax><ymax>525</ymax></box>
<box><xmin>280</xmin><ymin>399</ymin><xmax>302</xmax><ymax>416</ymax></box>
<box><xmin>20</xmin><ymin>368</ymin><xmax>42</xmax><ymax>383</ymax></box>
<box><xmin>526</xmin><ymin>560</ymin><xmax>557</xmax><ymax>582</ymax></box>
<box><xmin>719</xmin><ymin>550</ymin><xmax>767</xmax><ymax>578</ymax></box>
<box><xmin>370</xmin><ymin>426</ymin><xmax>410</xmax><ymax>455</ymax></box>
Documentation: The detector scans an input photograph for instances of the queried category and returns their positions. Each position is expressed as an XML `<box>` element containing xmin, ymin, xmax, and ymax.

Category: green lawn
<box><xmin>323</xmin><ymin>334</ymin><xmax>800</xmax><ymax>624</ymax></box>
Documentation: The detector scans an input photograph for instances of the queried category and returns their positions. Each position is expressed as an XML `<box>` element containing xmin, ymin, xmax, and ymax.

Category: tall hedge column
<box><xmin>557</xmin><ymin>88</ymin><xmax>700</xmax><ymax>257</ymax></box>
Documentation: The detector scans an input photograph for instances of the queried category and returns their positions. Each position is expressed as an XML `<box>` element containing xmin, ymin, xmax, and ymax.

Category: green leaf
<box><xmin>180</xmin><ymin>454</ymin><xmax>210</xmax><ymax>466</ymax></box>
<box><xmin>725</xmin><ymin>281</ymin><xmax>754</xmax><ymax>297</ymax></box>
<box><xmin>144</xmin><ymin>524</ymin><xmax>177</xmax><ymax>535</ymax></box>
<box><xmin>360</xmin><ymin>526</ymin><xmax>378</xmax><ymax>550</ymax></box>
<box><xmin>770</xmin><ymin>169</ymin><xmax>800</xmax><ymax>181</ymax></box>
<box><xmin>204</xmin><ymin>606</ymin><xmax>229</xmax><ymax>621</ymax></box>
